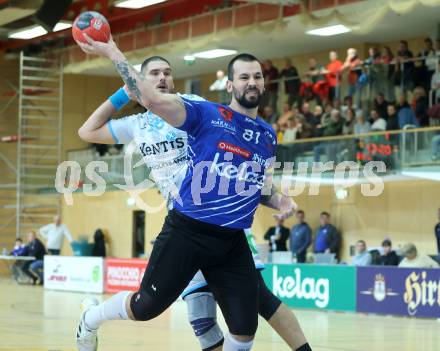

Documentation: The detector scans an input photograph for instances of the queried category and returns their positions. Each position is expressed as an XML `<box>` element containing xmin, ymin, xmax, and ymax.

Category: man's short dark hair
<box><xmin>382</xmin><ymin>239</ymin><xmax>392</xmax><ymax>247</ymax></box>
<box><xmin>140</xmin><ymin>56</ymin><xmax>170</xmax><ymax>72</ymax></box>
<box><xmin>227</xmin><ymin>53</ymin><xmax>261</xmax><ymax>80</ymax></box>
<box><xmin>297</xmin><ymin>209</ymin><xmax>304</xmax><ymax>215</ymax></box>
<box><xmin>425</xmin><ymin>37</ymin><xmax>433</xmax><ymax>44</ymax></box>
<box><xmin>16</xmin><ymin>238</ymin><xmax>22</xmax><ymax>242</ymax></box>
<box><xmin>320</xmin><ymin>211</ymin><xmax>330</xmax><ymax>217</ymax></box>
<box><xmin>400</xmin><ymin>40</ymin><xmax>408</xmax><ymax>47</ymax></box>
<box><xmin>357</xmin><ymin>240</ymin><xmax>366</xmax><ymax>245</ymax></box>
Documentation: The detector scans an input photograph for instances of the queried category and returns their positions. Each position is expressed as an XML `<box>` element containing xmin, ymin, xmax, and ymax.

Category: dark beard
<box><xmin>233</xmin><ymin>87</ymin><xmax>261</xmax><ymax>109</ymax></box>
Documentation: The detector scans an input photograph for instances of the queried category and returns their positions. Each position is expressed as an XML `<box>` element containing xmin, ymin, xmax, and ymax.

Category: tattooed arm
<box><xmin>77</xmin><ymin>34</ymin><xmax>187</xmax><ymax>127</ymax></box>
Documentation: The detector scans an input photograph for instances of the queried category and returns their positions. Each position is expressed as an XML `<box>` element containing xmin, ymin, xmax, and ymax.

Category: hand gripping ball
<box><xmin>72</xmin><ymin>11</ymin><xmax>111</xmax><ymax>44</ymax></box>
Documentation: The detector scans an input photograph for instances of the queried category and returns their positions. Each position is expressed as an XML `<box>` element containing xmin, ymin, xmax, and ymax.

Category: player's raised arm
<box><xmin>77</xmin><ymin>35</ymin><xmax>187</xmax><ymax>128</ymax></box>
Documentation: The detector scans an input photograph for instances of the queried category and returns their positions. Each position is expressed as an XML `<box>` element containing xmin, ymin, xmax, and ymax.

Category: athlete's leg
<box><xmin>202</xmin><ymin>231</ymin><xmax>258</xmax><ymax>349</ymax></box>
<box><xmin>257</xmin><ymin>272</ymin><xmax>311</xmax><ymax>351</ymax></box>
<box><xmin>77</xmin><ymin>211</ymin><xmax>201</xmax><ymax>350</ymax></box>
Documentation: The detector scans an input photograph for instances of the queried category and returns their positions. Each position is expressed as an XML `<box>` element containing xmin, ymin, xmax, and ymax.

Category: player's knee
<box><xmin>258</xmin><ymin>286</ymin><xmax>282</xmax><ymax>320</ymax></box>
<box><xmin>129</xmin><ymin>290</ymin><xmax>163</xmax><ymax>321</ymax></box>
<box><xmin>228</xmin><ymin>315</ymin><xmax>258</xmax><ymax>336</ymax></box>
<box><xmin>185</xmin><ymin>293</ymin><xmax>224</xmax><ymax>350</ymax></box>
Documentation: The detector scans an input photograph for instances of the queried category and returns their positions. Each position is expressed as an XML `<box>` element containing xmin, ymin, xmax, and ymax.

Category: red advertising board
<box><xmin>105</xmin><ymin>258</ymin><xmax>148</xmax><ymax>293</ymax></box>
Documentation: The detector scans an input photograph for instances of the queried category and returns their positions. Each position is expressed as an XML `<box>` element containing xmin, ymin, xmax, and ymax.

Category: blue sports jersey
<box><xmin>173</xmin><ymin>95</ymin><xmax>276</xmax><ymax>229</ymax></box>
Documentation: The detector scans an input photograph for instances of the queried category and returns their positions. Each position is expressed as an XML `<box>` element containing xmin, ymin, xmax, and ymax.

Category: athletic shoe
<box><xmin>76</xmin><ymin>297</ymin><xmax>99</xmax><ymax>351</ymax></box>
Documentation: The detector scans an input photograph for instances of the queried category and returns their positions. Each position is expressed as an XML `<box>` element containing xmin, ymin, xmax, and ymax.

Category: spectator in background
<box><xmin>264</xmin><ymin>218</ymin><xmax>290</xmax><ymax>252</ymax></box>
<box><xmin>342</xmin><ymin>48</ymin><xmax>362</xmax><ymax>104</ymax></box>
<box><xmin>316</xmin><ymin>103</ymin><xmax>333</xmax><ymax>137</ymax></box>
<box><xmin>209</xmin><ymin>70</ymin><xmax>229</xmax><ymax>105</ymax></box>
<box><xmin>282</xmin><ymin>117</ymin><xmax>297</xmax><ymax>144</ymax></box>
<box><xmin>374</xmin><ymin>93</ymin><xmax>389</xmax><ymax>120</ymax></box>
<box><xmin>312</xmin><ymin>105</ymin><xmax>323</xmax><ymax>129</ymax></box>
<box><xmin>342</xmin><ymin>108</ymin><xmax>355</xmax><ymax>135</ymax></box>
<box><xmin>301</xmin><ymin>102</ymin><xmax>314</xmax><ymax>121</ymax></box>
<box><xmin>324</xmin><ymin>51</ymin><xmax>343</xmax><ymax>102</ymax></box>
<box><xmin>10</xmin><ymin>238</ymin><xmax>27</xmax><ymax>282</ymax></box>
<box><xmin>92</xmin><ymin>229</ymin><xmax>106</xmax><ymax>257</ymax></box>
<box><xmin>431</xmin><ymin>61</ymin><xmax>440</xmax><ymax>104</ymax></box>
<box><xmin>22</xmin><ymin>231</ymin><xmax>46</xmax><ymax>285</ymax></box>
<box><xmin>435</xmin><ymin>208</ymin><xmax>440</xmax><ymax>254</ymax></box>
<box><xmin>39</xmin><ymin>215</ymin><xmax>72</xmax><ymax>255</ymax></box>
<box><xmin>380</xmin><ymin>239</ymin><xmax>399</xmax><ymax>266</ymax></box>
<box><xmin>399</xmin><ymin>243</ymin><xmax>439</xmax><ymax>268</ymax></box>
<box><xmin>370</xmin><ymin>109</ymin><xmax>387</xmax><ymax>131</ymax></box>
<box><xmin>277</xmin><ymin>102</ymin><xmax>294</xmax><ymax>128</ymax></box>
<box><xmin>417</xmin><ymin>38</ymin><xmax>436</xmax><ymax>94</ymax></box>
<box><xmin>313</xmin><ymin>109</ymin><xmax>343</xmax><ymax>162</ymax></box>
<box><xmin>341</xmin><ymin>95</ymin><xmax>361</xmax><ymax>119</ymax></box>
<box><xmin>314</xmin><ymin>212</ymin><xmax>341</xmax><ymax>259</ymax></box>
<box><xmin>10</xmin><ymin>238</ymin><xmax>26</xmax><ymax>256</ymax></box>
<box><xmin>295</xmin><ymin>115</ymin><xmax>314</xmax><ymax>139</ymax></box>
<box><xmin>354</xmin><ymin>114</ymin><xmax>371</xmax><ymax>135</ymax></box>
<box><xmin>364</xmin><ymin>47</ymin><xmax>383</xmax><ymax>99</ymax></box>
<box><xmin>396</xmin><ymin>40</ymin><xmax>415</xmax><ymax>96</ymax></box>
<box><xmin>397</xmin><ymin>96</ymin><xmax>419</xmax><ymax>128</ymax></box>
<box><xmin>351</xmin><ymin>240</ymin><xmax>372</xmax><ymax>266</ymax></box>
<box><xmin>262</xmin><ymin>59</ymin><xmax>279</xmax><ymax>111</ymax></box>
<box><xmin>386</xmin><ymin>104</ymin><xmax>399</xmax><ymax>131</ymax></box>
<box><xmin>381</xmin><ymin>46</ymin><xmax>396</xmax><ymax>102</ymax></box>
<box><xmin>280</xmin><ymin>58</ymin><xmax>301</xmax><ymax>108</ymax></box>
<box><xmin>262</xmin><ymin>105</ymin><xmax>279</xmax><ymax>125</ymax></box>
<box><xmin>306</xmin><ymin>58</ymin><xmax>327</xmax><ymax>104</ymax></box>
<box><xmin>413</xmin><ymin>87</ymin><xmax>429</xmax><ymax>126</ymax></box>
<box><xmin>290</xmin><ymin>210</ymin><xmax>312</xmax><ymax>263</ymax></box>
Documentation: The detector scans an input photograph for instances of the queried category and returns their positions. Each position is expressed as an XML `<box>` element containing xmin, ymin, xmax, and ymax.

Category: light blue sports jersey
<box><xmin>174</xmin><ymin>96</ymin><xmax>277</xmax><ymax>229</ymax></box>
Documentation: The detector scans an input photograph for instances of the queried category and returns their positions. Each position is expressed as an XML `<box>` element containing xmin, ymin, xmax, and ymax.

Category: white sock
<box><xmin>223</xmin><ymin>333</ymin><xmax>254</xmax><ymax>351</ymax></box>
<box><xmin>84</xmin><ymin>291</ymin><xmax>131</xmax><ymax>330</ymax></box>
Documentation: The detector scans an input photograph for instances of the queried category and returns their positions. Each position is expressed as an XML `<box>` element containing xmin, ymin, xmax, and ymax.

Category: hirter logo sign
<box><xmin>218</xmin><ymin>141</ymin><xmax>251</xmax><ymax>158</ymax></box>
<box><xmin>218</xmin><ymin>106</ymin><xmax>233</xmax><ymax>121</ymax></box>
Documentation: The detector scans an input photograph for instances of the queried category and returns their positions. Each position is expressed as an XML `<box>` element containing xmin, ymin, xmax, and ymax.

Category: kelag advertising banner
<box><xmin>357</xmin><ymin>266</ymin><xmax>440</xmax><ymax>318</ymax></box>
<box><xmin>261</xmin><ymin>264</ymin><xmax>356</xmax><ymax>312</ymax></box>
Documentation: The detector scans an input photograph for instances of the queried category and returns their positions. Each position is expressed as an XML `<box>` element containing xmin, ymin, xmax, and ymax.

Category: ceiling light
<box><xmin>9</xmin><ymin>25</ymin><xmax>47</xmax><ymax>39</ymax></box>
<box><xmin>192</xmin><ymin>49</ymin><xmax>237</xmax><ymax>59</ymax></box>
<box><xmin>184</xmin><ymin>55</ymin><xmax>196</xmax><ymax>61</ymax></box>
<box><xmin>8</xmin><ymin>21</ymin><xmax>72</xmax><ymax>40</ymax></box>
<box><xmin>306</xmin><ymin>24</ymin><xmax>351</xmax><ymax>37</ymax></box>
<box><xmin>115</xmin><ymin>0</ymin><xmax>166</xmax><ymax>9</ymax></box>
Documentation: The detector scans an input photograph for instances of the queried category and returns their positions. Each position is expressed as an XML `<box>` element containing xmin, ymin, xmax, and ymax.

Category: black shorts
<box><xmin>130</xmin><ymin>209</ymin><xmax>259</xmax><ymax>335</ymax></box>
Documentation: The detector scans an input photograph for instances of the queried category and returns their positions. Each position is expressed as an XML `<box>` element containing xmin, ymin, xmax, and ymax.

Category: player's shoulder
<box><xmin>256</xmin><ymin>116</ymin><xmax>276</xmax><ymax>134</ymax></box>
<box><xmin>177</xmin><ymin>93</ymin><xmax>207</xmax><ymax>102</ymax></box>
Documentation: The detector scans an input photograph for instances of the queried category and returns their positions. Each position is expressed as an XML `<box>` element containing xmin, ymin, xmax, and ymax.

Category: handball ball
<box><xmin>72</xmin><ymin>11</ymin><xmax>110</xmax><ymax>44</ymax></box>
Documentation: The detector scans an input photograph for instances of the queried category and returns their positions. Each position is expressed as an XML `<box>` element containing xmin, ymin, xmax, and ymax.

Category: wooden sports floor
<box><xmin>1</xmin><ymin>278</ymin><xmax>439</xmax><ymax>351</ymax></box>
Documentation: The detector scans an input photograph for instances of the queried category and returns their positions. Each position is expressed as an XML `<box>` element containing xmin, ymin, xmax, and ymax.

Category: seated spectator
<box><xmin>370</xmin><ymin>109</ymin><xmax>387</xmax><ymax>131</ymax></box>
<box><xmin>341</xmin><ymin>95</ymin><xmax>361</xmax><ymax>119</ymax></box>
<box><xmin>351</xmin><ymin>240</ymin><xmax>372</xmax><ymax>266</ymax></box>
<box><xmin>277</xmin><ymin>102</ymin><xmax>294</xmax><ymax>128</ymax></box>
<box><xmin>316</xmin><ymin>103</ymin><xmax>333</xmax><ymax>137</ymax></box>
<box><xmin>374</xmin><ymin>93</ymin><xmax>389</xmax><ymax>120</ymax></box>
<box><xmin>313</xmin><ymin>109</ymin><xmax>343</xmax><ymax>162</ymax></box>
<box><xmin>386</xmin><ymin>104</ymin><xmax>399</xmax><ymax>131</ymax></box>
<box><xmin>282</xmin><ymin>117</ymin><xmax>297</xmax><ymax>143</ymax></box>
<box><xmin>397</xmin><ymin>97</ymin><xmax>419</xmax><ymax>128</ymax></box>
<box><xmin>301</xmin><ymin>102</ymin><xmax>314</xmax><ymax>122</ymax></box>
<box><xmin>398</xmin><ymin>243</ymin><xmax>439</xmax><ymax>268</ymax></box>
<box><xmin>413</xmin><ymin>87</ymin><xmax>429</xmax><ymax>126</ymax></box>
<box><xmin>22</xmin><ymin>231</ymin><xmax>46</xmax><ymax>285</ymax></box>
<box><xmin>343</xmin><ymin>108</ymin><xmax>355</xmax><ymax>135</ymax></box>
<box><xmin>313</xmin><ymin>212</ymin><xmax>340</xmax><ymax>259</ymax></box>
<box><xmin>10</xmin><ymin>238</ymin><xmax>27</xmax><ymax>256</ymax></box>
<box><xmin>264</xmin><ymin>218</ymin><xmax>290</xmax><ymax>252</ymax></box>
<box><xmin>380</xmin><ymin>239</ymin><xmax>399</xmax><ymax>266</ymax></box>
<box><xmin>312</xmin><ymin>105</ymin><xmax>323</xmax><ymax>129</ymax></box>
<box><xmin>262</xmin><ymin>59</ymin><xmax>279</xmax><ymax>111</ymax></box>
<box><xmin>262</xmin><ymin>105</ymin><xmax>279</xmax><ymax>125</ymax></box>
<box><xmin>354</xmin><ymin>114</ymin><xmax>371</xmax><ymax>135</ymax></box>
<box><xmin>289</xmin><ymin>210</ymin><xmax>312</xmax><ymax>263</ymax></box>
<box><xmin>295</xmin><ymin>115</ymin><xmax>314</xmax><ymax>139</ymax></box>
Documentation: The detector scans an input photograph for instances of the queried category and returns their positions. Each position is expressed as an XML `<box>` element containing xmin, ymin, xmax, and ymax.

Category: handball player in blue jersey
<box><xmin>76</xmin><ymin>36</ymin><xmax>304</xmax><ymax>351</ymax></box>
